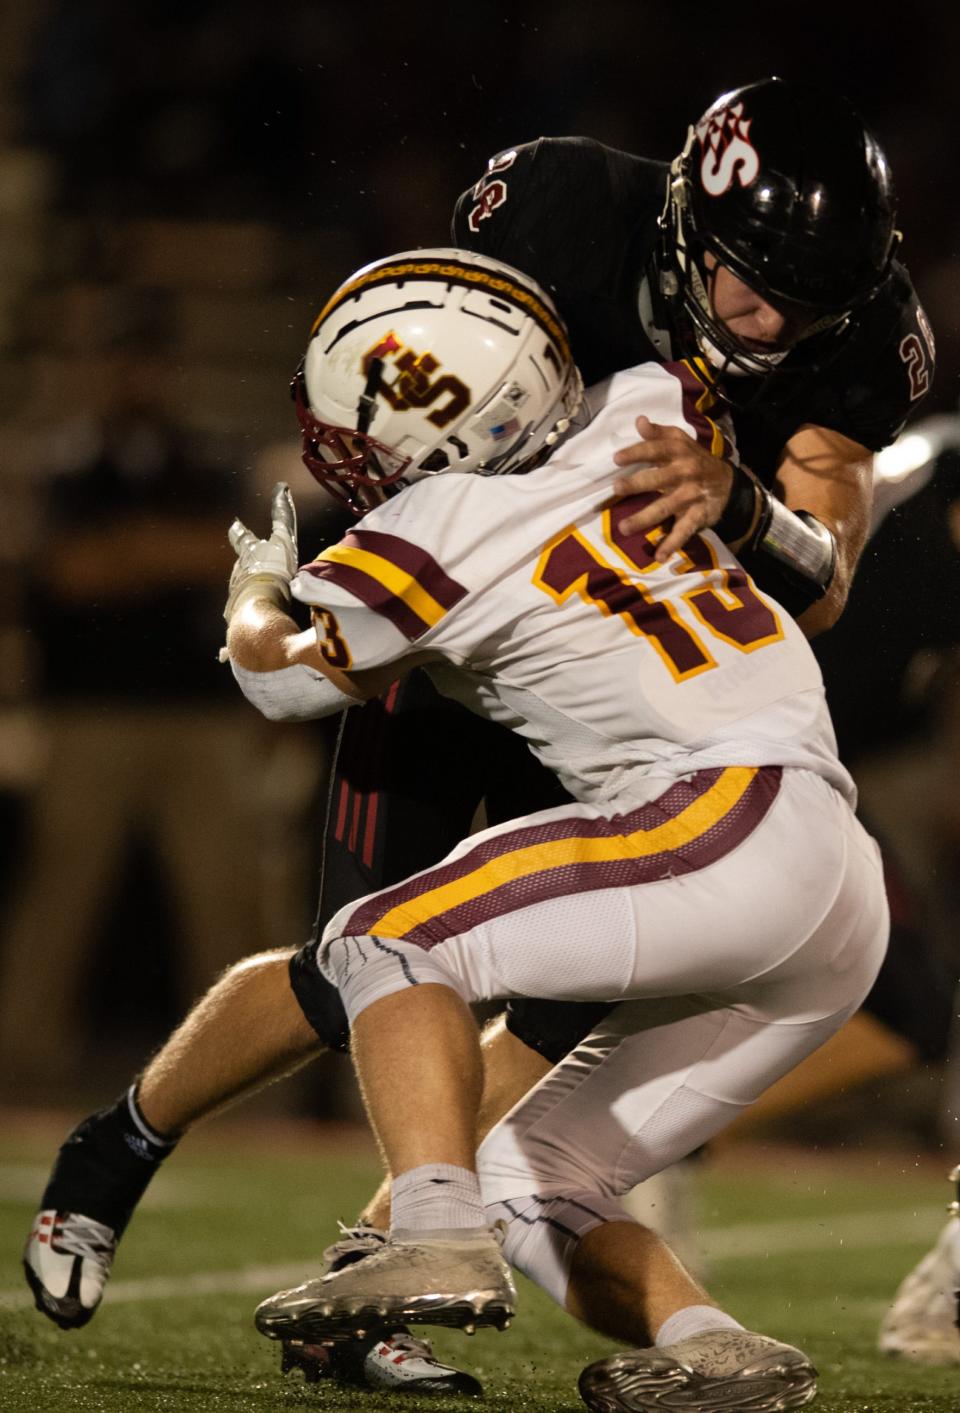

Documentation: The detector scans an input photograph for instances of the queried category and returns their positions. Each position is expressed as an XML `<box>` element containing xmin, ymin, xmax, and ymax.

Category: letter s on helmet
<box><xmin>292</xmin><ymin>249</ymin><xmax>583</xmax><ymax>514</ymax></box>
<box><xmin>660</xmin><ymin>76</ymin><xmax>899</xmax><ymax>377</ymax></box>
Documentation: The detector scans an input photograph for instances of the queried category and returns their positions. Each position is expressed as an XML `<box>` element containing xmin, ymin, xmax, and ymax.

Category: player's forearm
<box><xmin>226</xmin><ymin>594</ymin><xmax>366</xmax><ymax>722</ymax></box>
<box><xmin>226</xmin><ymin>592</ymin><xmax>306</xmax><ymax>673</ymax></box>
<box><xmin>773</xmin><ymin>426</ymin><xmax>873</xmax><ymax>639</ymax></box>
<box><xmin>793</xmin><ymin>555</ymin><xmax>852</xmax><ymax>638</ymax></box>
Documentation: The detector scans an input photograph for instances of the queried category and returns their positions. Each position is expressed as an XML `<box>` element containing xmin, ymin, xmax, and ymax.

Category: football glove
<box><xmin>224</xmin><ymin>482</ymin><xmax>299</xmax><ymax>624</ymax></box>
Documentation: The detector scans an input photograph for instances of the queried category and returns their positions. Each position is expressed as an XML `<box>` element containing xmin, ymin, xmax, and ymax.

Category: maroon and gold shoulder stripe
<box><xmin>300</xmin><ymin>530</ymin><xmax>467</xmax><ymax>641</ymax></box>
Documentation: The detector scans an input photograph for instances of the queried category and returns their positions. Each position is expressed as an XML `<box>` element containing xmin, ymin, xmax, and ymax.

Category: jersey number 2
<box><xmin>534</xmin><ymin>498</ymin><xmax>782</xmax><ymax>682</ymax></box>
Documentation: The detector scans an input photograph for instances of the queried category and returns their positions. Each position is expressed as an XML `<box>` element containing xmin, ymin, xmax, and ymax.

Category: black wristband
<box><xmin>713</xmin><ymin>463</ymin><xmax>760</xmax><ymax>542</ymax></box>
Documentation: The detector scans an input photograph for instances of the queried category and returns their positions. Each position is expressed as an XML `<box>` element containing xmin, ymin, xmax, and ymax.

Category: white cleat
<box><xmin>579</xmin><ymin>1329</ymin><xmax>817</xmax><ymax>1412</ymax></box>
<box><xmin>878</xmin><ymin>1210</ymin><xmax>960</xmax><ymax>1364</ymax></box>
<box><xmin>23</xmin><ymin>1209</ymin><xmax>117</xmax><ymax>1329</ymax></box>
<box><xmin>281</xmin><ymin>1328</ymin><xmax>483</xmax><ymax>1395</ymax></box>
<box><xmin>256</xmin><ymin>1225</ymin><xmax>516</xmax><ymax>1343</ymax></box>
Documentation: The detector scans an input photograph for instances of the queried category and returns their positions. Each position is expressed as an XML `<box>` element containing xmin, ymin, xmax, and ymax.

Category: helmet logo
<box><xmin>362</xmin><ymin>334</ymin><xmax>471</xmax><ymax>430</ymax></box>
<box><xmin>696</xmin><ymin>101</ymin><xmax>760</xmax><ymax>197</ymax></box>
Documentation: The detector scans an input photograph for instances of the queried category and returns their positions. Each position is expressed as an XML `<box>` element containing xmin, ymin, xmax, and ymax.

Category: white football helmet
<box><xmin>294</xmin><ymin>248</ymin><xmax>582</xmax><ymax>512</ymax></box>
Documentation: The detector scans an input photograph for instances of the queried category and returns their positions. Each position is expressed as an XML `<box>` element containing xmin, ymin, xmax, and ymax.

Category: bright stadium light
<box><xmin>869</xmin><ymin>415</ymin><xmax>960</xmax><ymax>535</ymax></box>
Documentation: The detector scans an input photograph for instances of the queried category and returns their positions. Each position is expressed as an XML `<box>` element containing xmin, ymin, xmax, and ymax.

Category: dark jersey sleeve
<box><xmin>452</xmin><ymin>137</ymin><xmax>594</xmax><ymax>278</ymax></box>
<box><xmin>804</xmin><ymin>264</ymin><xmax>936</xmax><ymax>452</ymax></box>
<box><xmin>452</xmin><ymin>137</ymin><xmax>667</xmax><ymax>387</ymax></box>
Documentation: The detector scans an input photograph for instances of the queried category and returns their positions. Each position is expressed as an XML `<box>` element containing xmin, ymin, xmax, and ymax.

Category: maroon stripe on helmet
<box><xmin>347</xmin><ymin>530</ymin><xmax>468</xmax><ymax>612</ymax></box>
<box><xmin>304</xmin><ymin>559</ymin><xmax>429</xmax><ymax>640</ymax></box>
<box><xmin>343</xmin><ymin>768</ymin><xmax>729</xmax><ymax>936</ymax></box>
<box><xmin>400</xmin><ymin>766</ymin><xmax>781</xmax><ymax>948</ymax></box>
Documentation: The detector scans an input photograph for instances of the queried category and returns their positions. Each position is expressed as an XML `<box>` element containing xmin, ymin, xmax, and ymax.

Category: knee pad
<box><xmin>320</xmin><ymin>932</ymin><xmax>462</xmax><ymax>1026</ymax></box>
<box><xmin>505</xmin><ymin>998</ymin><xmax>616</xmax><ymax>1064</ymax></box>
<box><xmin>485</xmin><ymin>1190</ymin><xmax>629</xmax><ymax>1308</ymax></box>
<box><xmin>288</xmin><ymin>942</ymin><xmax>350</xmax><ymax>1052</ymax></box>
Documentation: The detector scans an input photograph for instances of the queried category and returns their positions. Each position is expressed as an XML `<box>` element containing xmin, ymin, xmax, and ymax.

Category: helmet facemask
<box><xmin>292</xmin><ymin>363</ymin><xmax>412</xmax><ymax>514</ymax></box>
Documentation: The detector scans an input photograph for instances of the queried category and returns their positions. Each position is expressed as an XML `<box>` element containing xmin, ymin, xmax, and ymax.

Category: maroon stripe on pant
<box><xmin>397</xmin><ymin>766</ymin><xmax>782</xmax><ymax>948</ymax></box>
<box><xmin>342</xmin><ymin>768</ymin><xmax>760</xmax><ymax>939</ymax></box>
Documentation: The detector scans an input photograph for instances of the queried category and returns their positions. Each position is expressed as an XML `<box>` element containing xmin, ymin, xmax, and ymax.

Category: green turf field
<box><xmin>2</xmin><ymin>1115</ymin><xmax>958</xmax><ymax>1412</ymax></box>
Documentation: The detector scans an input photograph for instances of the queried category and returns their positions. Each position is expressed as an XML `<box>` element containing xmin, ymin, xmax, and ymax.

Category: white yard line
<box><xmin>0</xmin><ymin>1166</ymin><xmax>217</xmax><ymax>1210</ymax></box>
<box><xmin>0</xmin><ymin>1261</ymin><xmax>317</xmax><ymax>1311</ymax></box>
<box><xmin>1</xmin><ymin>1206</ymin><xmax>945</xmax><ymax>1312</ymax></box>
<box><xmin>700</xmin><ymin>1205</ymin><xmax>945</xmax><ymax>1259</ymax></box>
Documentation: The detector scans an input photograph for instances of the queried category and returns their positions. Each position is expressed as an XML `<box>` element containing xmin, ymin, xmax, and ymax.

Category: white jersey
<box><xmin>292</xmin><ymin>360</ymin><xmax>855</xmax><ymax>809</ymax></box>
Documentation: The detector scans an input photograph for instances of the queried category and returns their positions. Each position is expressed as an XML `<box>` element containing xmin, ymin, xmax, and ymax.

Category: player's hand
<box><xmin>612</xmin><ymin>416</ymin><xmax>735</xmax><ymax>561</ymax></box>
<box><xmin>223</xmin><ymin>482</ymin><xmax>299</xmax><ymax>623</ymax></box>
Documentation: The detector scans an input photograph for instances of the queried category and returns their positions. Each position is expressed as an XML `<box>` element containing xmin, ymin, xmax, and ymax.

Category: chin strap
<box><xmin>714</xmin><ymin>463</ymin><xmax>837</xmax><ymax>618</ymax></box>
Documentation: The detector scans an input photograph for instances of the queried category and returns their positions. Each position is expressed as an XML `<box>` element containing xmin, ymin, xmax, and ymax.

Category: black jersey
<box><xmin>452</xmin><ymin>136</ymin><xmax>934</xmax><ymax>480</ymax></box>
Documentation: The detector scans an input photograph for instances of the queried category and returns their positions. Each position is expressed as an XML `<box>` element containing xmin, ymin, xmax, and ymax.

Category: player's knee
<box><xmin>321</xmin><ymin>932</ymin><xmax>464</xmax><ymax>1027</ymax></box>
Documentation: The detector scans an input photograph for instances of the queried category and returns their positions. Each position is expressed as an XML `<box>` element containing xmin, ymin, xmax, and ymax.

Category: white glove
<box><xmin>223</xmin><ymin>482</ymin><xmax>299</xmax><ymax>624</ymax></box>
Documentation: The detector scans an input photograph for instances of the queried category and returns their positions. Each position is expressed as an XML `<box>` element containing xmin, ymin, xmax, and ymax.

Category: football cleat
<box><xmin>23</xmin><ymin>1092</ymin><xmax>173</xmax><ymax>1329</ymax></box>
<box><xmin>321</xmin><ymin>1221</ymin><xmax>389</xmax><ymax>1271</ymax></box>
<box><xmin>578</xmin><ymin>1329</ymin><xmax>817</xmax><ymax>1412</ymax></box>
<box><xmin>281</xmin><ymin>1328</ymin><xmax>483</xmax><ymax>1395</ymax></box>
<box><xmin>878</xmin><ymin>1167</ymin><xmax>960</xmax><ymax>1364</ymax></box>
<box><xmin>23</xmin><ymin>1210</ymin><xmax>117</xmax><ymax>1330</ymax></box>
<box><xmin>255</xmin><ymin>1226</ymin><xmax>516</xmax><ymax>1343</ymax></box>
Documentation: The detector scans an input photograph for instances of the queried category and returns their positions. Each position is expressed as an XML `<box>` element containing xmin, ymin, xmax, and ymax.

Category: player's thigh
<box><xmin>613</xmin><ymin>766</ymin><xmax>887</xmax><ymax>1001</ymax></box>
<box><xmin>322</xmin><ymin>768</ymin><xmax>863</xmax><ymax>1004</ymax></box>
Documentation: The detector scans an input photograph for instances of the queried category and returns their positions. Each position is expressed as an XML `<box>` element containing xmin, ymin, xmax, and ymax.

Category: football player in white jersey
<box><xmin>215</xmin><ymin>249</ymin><xmax>888</xmax><ymax>1412</ymax></box>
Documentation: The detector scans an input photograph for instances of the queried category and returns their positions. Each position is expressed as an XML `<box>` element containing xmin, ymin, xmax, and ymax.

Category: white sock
<box><xmin>655</xmin><ymin>1305</ymin><xmax>744</xmax><ymax>1347</ymax></box>
<box><xmin>390</xmin><ymin>1163</ymin><xmax>487</xmax><ymax>1233</ymax></box>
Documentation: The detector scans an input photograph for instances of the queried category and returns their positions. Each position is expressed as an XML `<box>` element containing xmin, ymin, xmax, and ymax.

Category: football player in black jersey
<box><xmin>24</xmin><ymin>78</ymin><xmax>937</xmax><ymax>1405</ymax></box>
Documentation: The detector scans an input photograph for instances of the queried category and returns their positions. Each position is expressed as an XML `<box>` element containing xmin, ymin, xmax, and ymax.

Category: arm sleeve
<box><xmin>451</xmin><ymin>136</ymin><xmax>613</xmax><ymax>275</ymax></box>
<box><xmin>231</xmin><ymin>660</ymin><xmax>357</xmax><ymax>722</ymax></box>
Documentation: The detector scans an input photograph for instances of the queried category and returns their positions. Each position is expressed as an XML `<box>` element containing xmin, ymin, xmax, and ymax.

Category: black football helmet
<box><xmin>659</xmin><ymin>77</ymin><xmax>899</xmax><ymax>379</ymax></box>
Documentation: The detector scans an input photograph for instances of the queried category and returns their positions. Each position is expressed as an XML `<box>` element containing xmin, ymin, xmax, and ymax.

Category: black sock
<box><xmin>41</xmin><ymin>1086</ymin><xmax>178</xmax><ymax>1236</ymax></box>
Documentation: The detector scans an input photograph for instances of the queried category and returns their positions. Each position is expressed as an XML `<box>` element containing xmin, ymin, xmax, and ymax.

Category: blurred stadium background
<box><xmin>1</xmin><ymin>6</ymin><xmax>960</xmax><ymax>1404</ymax></box>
